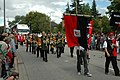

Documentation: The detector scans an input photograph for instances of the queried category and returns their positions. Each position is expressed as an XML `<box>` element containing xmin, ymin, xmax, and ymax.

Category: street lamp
<box><xmin>4</xmin><ymin>0</ymin><xmax>6</xmax><ymax>32</ymax></box>
<box><xmin>49</xmin><ymin>16</ymin><xmax>51</xmax><ymax>33</ymax></box>
<box><xmin>48</xmin><ymin>12</ymin><xmax>54</xmax><ymax>33</ymax></box>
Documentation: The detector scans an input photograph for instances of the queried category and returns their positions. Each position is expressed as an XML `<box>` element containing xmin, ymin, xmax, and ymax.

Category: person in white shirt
<box><xmin>103</xmin><ymin>32</ymin><xmax>120</xmax><ymax>76</ymax></box>
<box><xmin>75</xmin><ymin>45</ymin><xmax>92</xmax><ymax>77</ymax></box>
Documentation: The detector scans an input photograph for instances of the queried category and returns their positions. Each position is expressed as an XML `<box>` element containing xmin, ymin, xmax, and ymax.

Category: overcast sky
<box><xmin>0</xmin><ymin>0</ymin><xmax>110</xmax><ymax>25</ymax></box>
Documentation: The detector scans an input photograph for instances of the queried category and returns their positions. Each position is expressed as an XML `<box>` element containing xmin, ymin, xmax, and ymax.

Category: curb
<box><xmin>14</xmin><ymin>56</ymin><xmax>19</xmax><ymax>73</ymax></box>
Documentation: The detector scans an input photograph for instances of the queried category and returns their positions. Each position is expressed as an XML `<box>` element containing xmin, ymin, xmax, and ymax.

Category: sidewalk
<box><xmin>16</xmin><ymin>49</ymin><xmax>29</xmax><ymax>80</ymax></box>
<box><xmin>91</xmin><ymin>50</ymin><xmax>120</xmax><ymax>60</ymax></box>
<box><xmin>14</xmin><ymin>57</ymin><xmax>19</xmax><ymax>73</ymax></box>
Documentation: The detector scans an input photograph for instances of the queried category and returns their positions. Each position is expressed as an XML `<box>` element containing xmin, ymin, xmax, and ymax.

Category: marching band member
<box><xmin>56</xmin><ymin>31</ymin><xmax>63</xmax><ymax>58</ymax></box>
<box><xmin>41</xmin><ymin>31</ymin><xmax>48</xmax><ymax>62</ymax></box>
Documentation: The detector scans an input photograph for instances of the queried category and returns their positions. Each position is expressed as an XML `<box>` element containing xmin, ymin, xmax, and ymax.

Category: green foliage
<box><xmin>92</xmin><ymin>16</ymin><xmax>112</xmax><ymax>33</ymax></box>
<box><xmin>107</xmin><ymin>0</ymin><xmax>120</xmax><ymax>32</ymax></box>
<box><xmin>92</xmin><ymin>17</ymin><xmax>99</xmax><ymax>32</ymax></box>
<box><xmin>0</xmin><ymin>27</ymin><xmax>4</xmax><ymax>34</ymax></box>
<box><xmin>91</xmin><ymin>0</ymin><xmax>98</xmax><ymax>17</ymax></box>
<box><xmin>8</xmin><ymin>15</ymin><xmax>26</xmax><ymax>27</ymax></box>
<box><xmin>81</xmin><ymin>3</ymin><xmax>92</xmax><ymax>15</ymax></box>
<box><xmin>70</xmin><ymin>0</ymin><xmax>76</xmax><ymax>13</ymax></box>
<box><xmin>101</xmin><ymin>16</ymin><xmax>112</xmax><ymax>33</ymax></box>
<box><xmin>107</xmin><ymin>0</ymin><xmax>120</xmax><ymax>13</ymax></box>
<box><xmin>25</xmin><ymin>11</ymin><xmax>50</xmax><ymax>33</ymax></box>
<box><xmin>70</xmin><ymin>0</ymin><xmax>92</xmax><ymax>15</ymax></box>
<box><xmin>8</xmin><ymin>11</ymin><xmax>63</xmax><ymax>34</ymax></box>
<box><xmin>68</xmin><ymin>0</ymin><xmax>99</xmax><ymax>15</ymax></box>
<box><xmin>65</xmin><ymin>2</ymin><xmax>70</xmax><ymax>13</ymax></box>
<box><xmin>53</xmin><ymin>22</ymin><xmax>65</xmax><ymax>34</ymax></box>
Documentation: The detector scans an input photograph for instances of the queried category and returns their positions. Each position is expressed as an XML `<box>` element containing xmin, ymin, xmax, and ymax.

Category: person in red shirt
<box><xmin>103</xmin><ymin>32</ymin><xmax>120</xmax><ymax>76</ymax></box>
<box><xmin>20</xmin><ymin>34</ymin><xmax>25</xmax><ymax>46</ymax></box>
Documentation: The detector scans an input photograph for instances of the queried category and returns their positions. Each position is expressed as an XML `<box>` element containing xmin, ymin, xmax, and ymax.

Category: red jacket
<box><xmin>112</xmin><ymin>39</ymin><xmax>117</xmax><ymax>57</ymax></box>
<box><xmin>7</xmin><ymin>45</ymin><xmax>13</xmax><ymax>62</ymax></box>
<box><xmin>20</xmin><ymin>35</ymin><xmax>25</xmax><ymax>42</ymax></box>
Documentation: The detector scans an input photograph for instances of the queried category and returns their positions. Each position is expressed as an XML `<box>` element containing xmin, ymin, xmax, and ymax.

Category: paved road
<box><xmin>17</xmin><ymin>45</ymin><xmax>120</xmax><ymax>80</ymax></box>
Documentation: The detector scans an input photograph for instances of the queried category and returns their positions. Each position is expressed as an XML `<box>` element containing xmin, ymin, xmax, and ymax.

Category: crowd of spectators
<box><xmin>0</xmin><ymin>32</ymin><xmax>19</xmax><ymax>80</ymax></box>
<box><xmin>90</xmin><ymin>33</ymin><xmax>120</xmax><ymax>54</ymax></box>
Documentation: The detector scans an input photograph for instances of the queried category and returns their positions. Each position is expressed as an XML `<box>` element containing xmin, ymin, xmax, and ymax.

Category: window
<box><xmin>18</xmin><ymin>29</ymin><xmax>29</xmax><ymax>32</ymax></box>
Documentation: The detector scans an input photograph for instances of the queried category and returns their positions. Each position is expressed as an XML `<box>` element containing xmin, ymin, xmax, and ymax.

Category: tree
<box><xmin>107</xmin><ymin>0</ymin><xmax>120</xmax><ymax>32</ymax></box>
<box><xmin>92</xmin><ymin>16</ymin><xmax>112</xmax><ymax>33</ymax></box>
<box><xmin>91</xmin><ymin>0</ymin><xmax>98</xmax><ymax>17</ymax></box>
<box><xmin>70</xmin><ymin>0</ymin><xmax>85</xmax><ymax>14</ymax></box>
<box><xmin>8</xmin><ymin>15</ymin><xmax>26</xmax><ymax>27</ymax></box>
<box><xmin>70</xmin><ymin>0</ymin><xmax>92</xmax><ymax>15</ymax></box>
<box><xmin>9</xmin><ymin>11</ymin><xmax>61</xmax><ymax>33</ymax></box>
<box><xmin>53</xmin><ymin>22</ymin><xmax>64</xmax><ymax>34</ymax></box>
<box><xmin>65</xmin><ymin>2</ymin><xmax>70</xmax><ymax>13</ymax></box>
<box><xmin>25</xmin><ymin>11</ymin><xmax>50</xmax><ymax>33</ymax></box>
<box><xmin>70</xmin><ymin>0</ymin><xmax>77</xmax><ymax>14</ymax></box>
<box><xmin>101</xmin><ymin>16</ymin><xmax>112</xmax><ymax>33</ymax></box>
<box><xmin>81</xmin><ymin>3</ymin><xmax>92</xmax><ymax>15</ymax></box>
<box><xmin>107</xmin><ymin>0</ymin><xmax>120</xmax><ymax>13</ymax></box>
<box><xmin>92</xmin><ymin>17</ymin><xmax>100</xmax><ymax>32</ymax></box>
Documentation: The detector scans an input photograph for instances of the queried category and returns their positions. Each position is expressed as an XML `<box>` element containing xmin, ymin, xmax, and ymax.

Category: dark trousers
<box><xmin>37</xmin><ymin>47</ymin><xmax>42</xmax><ymax>57</ymax></box>
<box><xmin>77</xmin><ymin>50</ymin><xmax>89</xmax><ymax>74</ymax></box>
<box><xmin>41</xmin><ymin>50</ymin><xmax>48</xmax><ymax>62</ymax></box>
<box><xmin>47</xmin><ymin>44</ymin><xmax>49</xmax><ymax>54</ymax></box>
<box><xmin>32</xmin><ymin>46</ymin><xmax>36</xmax><ymax>54</ymax></box>
<box><xmin>1</xmin><ymin>63</ymin><xmax>7</xmax><ymax>78</ymax></box>
<box><xmin>29</xmin><ymin>44</ymin><xmax>31</xmax><ymax>52</ymax></box>
<box><xmin>50</xmin><ymin>47</ymin><xmax>54</xmax><ymax>54</ymax></box>
<box><xmin>56</xmin><ymin>47</ymin><xmax>62</xmax><ymax>58</ymax></box>
<box><xmin>105</xmin><ymin>56</ymin><xmax>120</xmax><ymax>76</ymax></box>
<box><xmin>20</xmin><ymin>42</ymin><xmax>23</xmax><ymax>46</ymax></box>
<box><xmin>26</xmin><ymin>44</ymin><xmax>28</xmax><ymax>52</ymax></box>
<box><xmin>70</xmin><ymin>46</ymin><xmax>74</xmax><ymax>57</ymax></box>
<box><xmin>61</xmin><ymin>47</ymin><xmax>65</xmax><ymax>53</ymax></box>
<box><xmin>26</xmin><ymin>43</ymin><xmax>31</xmax><ymax>52</ymax></box>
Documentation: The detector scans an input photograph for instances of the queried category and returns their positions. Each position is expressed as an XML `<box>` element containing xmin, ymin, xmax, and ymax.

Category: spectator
<box><xmin>9</xmin><ymin>34</ymin><xmax>16</xmax><ymax>68</ymax></box>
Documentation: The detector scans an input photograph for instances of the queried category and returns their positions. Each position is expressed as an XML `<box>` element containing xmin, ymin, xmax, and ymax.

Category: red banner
<box><xmin>88</xmin><ymin>20</ymin><xmax>93</xmax><ymax>48</ymax></box>
<box><xmin>64</xmin><ymin>15</ymin><xmax>78</xmax><ymax>47</ymax></box>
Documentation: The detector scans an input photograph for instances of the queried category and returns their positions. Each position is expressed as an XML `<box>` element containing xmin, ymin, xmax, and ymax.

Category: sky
<box><xmin>0</xmin><ymin>0</ymin><xmax>110</xmax><ymax>26</ymax></box>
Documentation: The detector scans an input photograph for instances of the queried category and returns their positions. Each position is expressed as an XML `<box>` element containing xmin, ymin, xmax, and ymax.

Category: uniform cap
<box><xmin>109</xmin><ymin>32</ymin><xmax>114</xmax><ymax>36</ymax></box>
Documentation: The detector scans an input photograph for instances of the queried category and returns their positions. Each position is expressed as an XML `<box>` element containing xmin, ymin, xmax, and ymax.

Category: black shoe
<box><xmin>105</xmin><ymin>72</ymin><xmax>108</xmax><ymax>75</ymax></box>
<box><xmin>81</xmin><ymin>62</ymin><xmax>83</xmax><ymax>65</ymax></box>
<box><xmin>43</xmin><ymin>59</ymin><xmax>45</xmax><ymax>61</ymax></box>
<box><xmin>115</xmin><ymin>74</ymin><xmax>120</xmax><ymax>76</ymax></box>
<box><xmin>71</xmin><ymin>55</ymin><xmax>73</xmax><ymax>58</ymax></box>
<box><xmin>45</xmin><ymin>60</ymin><xmax>48</xmax><ymax>62</ymax></box>
<box><xmin>84</xmin><ymin>73</ymin><xmax>92</xmax><ymax>77</ymax></box>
